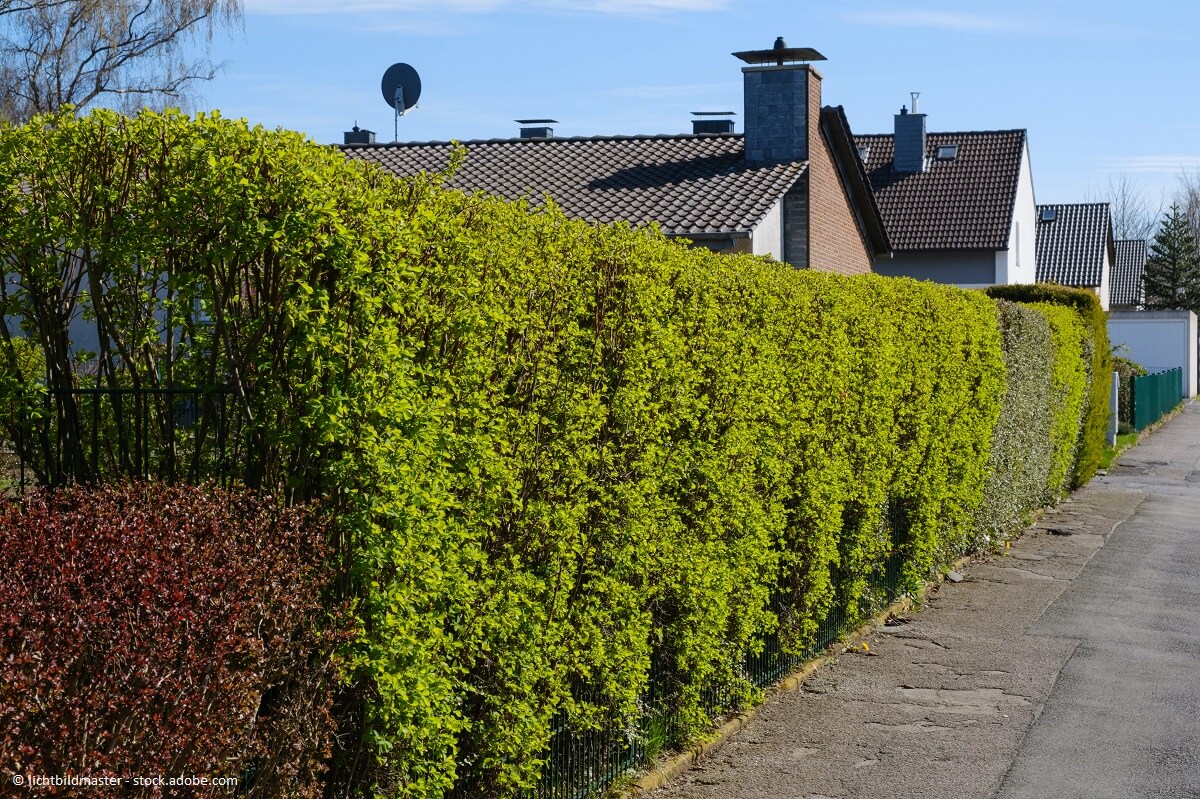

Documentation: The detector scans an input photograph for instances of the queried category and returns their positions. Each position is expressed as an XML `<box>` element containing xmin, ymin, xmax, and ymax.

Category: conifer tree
<box><xmin>1142</xmin><ymin>203</ymin><xmax>1200</xmax><ymax>311</ymax></box>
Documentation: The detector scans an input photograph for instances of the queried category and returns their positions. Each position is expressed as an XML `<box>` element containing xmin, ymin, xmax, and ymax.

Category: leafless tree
<box><xmin>0</xmin><ymin>0</ymin><xmax>242</xmax><ymax>122</ymax></box>
<box><xmin>1175</xmin><ymin>168</ymin><xmax>1200</xmax><ymax>246</ymax></box>
<box><xmin>1084</xmin><ymin>173</ymin><xmax>1162</xmax><ymax>242</ymax></box>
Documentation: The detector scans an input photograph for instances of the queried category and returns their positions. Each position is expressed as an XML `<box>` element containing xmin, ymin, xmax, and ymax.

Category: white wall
<box><xmin>994</xmin><ymin>140</ymin><xmax>1038</xmax><ymax>285</ymax></box>
<box><xmin>1108</xmin><ymin>310</ymin><xmax>1198</xmax><ymax>397</ymax></box>
<box><xmin>1098</xmin><ymin>246</ymin><xmax>1111</xmax><ymax>312</ymax></box>
<box><xmin>751</xmin><ymin>198</ymin><xmax>784</xmax><ymax>261</ymax></box>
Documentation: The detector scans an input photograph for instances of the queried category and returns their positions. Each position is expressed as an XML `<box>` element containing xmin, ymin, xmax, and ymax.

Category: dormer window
<box><xmin>935</xmin><ymin>144</ymin><xmax>959</xmax><ymax>160</ymax></box>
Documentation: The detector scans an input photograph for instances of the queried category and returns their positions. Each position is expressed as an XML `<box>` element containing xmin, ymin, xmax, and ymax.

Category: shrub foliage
<box><xmin>0</xmin><ymin>483</ymin><xmax>343</xmax><ymax>798</ymax></box>
<box><xmin>0</xmin><ymin>110</ymin><xmax>1107</xmax><ymax>798</ymax></box>
<box><xmin>985</xmin><ymin>283</ymin><xmax>1111</xmax><ymax>487</ymax></box>
<box><xmin>973</xmin><ymin>301</ymin><xmax>1056</xmax><ymax>545</ymax></box>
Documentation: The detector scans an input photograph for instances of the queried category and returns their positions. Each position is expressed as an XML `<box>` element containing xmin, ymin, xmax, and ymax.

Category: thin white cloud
<box><xmin>1103</xmin><ymin>156</ymin><xmax>1200</xmax><ymax>174</ymax></box>
<box><xmin>247</xmin><ymin>0</ymin><xmax>724</xmax><ymax>14</ymax></box>
<box><xmin>842</xmin><ymin>9</ymin><xmax>1029</xmax><ymax>33</ymax></box>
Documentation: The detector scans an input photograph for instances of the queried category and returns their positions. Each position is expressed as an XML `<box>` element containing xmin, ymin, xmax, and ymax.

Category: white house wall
<box><xmin>995</xmin><ymin>140</ymin><xmax>1038</xmax><ymax>285</ymax></box>
<box><xmin>1108</xmin><ymin>310</ymin><xmax>1198</xmax><ymax>397</ymax></box>
<box><xmin>1098</xmin><ymin>248</ymin><xmax>1112</xmax><ymax>312</ymax></box>
<box><xmin>751</xmin><ymin>198</ymin><xmax>785</xmax><ymax>261</ymax></box>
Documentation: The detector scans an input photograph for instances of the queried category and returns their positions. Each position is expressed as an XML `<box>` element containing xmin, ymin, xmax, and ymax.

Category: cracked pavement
<box><xmin>653</xmin><ymin>402</ymin><xmax>1200</xmax><ymax>799</ymax></box>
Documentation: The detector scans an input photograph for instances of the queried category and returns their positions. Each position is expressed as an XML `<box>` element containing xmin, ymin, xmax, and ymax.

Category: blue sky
<box><xmin>198</xmin><ymin>0</ymin><xmax>1200</xmax><ymax>208</ymax></box>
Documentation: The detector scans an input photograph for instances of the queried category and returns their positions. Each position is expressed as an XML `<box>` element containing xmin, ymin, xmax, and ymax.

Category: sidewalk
<box><xmin>653</xmin><ymin>402</ymin><xmax>1200</xmax><ymax>799</ymax></box>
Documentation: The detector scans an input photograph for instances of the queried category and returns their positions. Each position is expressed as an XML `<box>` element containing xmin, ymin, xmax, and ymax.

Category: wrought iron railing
<box><xmin>4</xmin><ymin>385</ymin><xmax>240</xmax><ymax>492</ymax></box>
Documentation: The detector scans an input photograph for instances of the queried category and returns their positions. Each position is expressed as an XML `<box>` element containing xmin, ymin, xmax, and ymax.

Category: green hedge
<box><xmin>0</xmin><ymin>110</ymin><xmax>1102</xmax><ymax>799</ymax></box>
<box><xmin>985</xmin><ymin>284</ymin><xmax>1110</xmax><ymax>487</ymax></box>
<box><xmin>973</xmin><ymin>301</ymin><xmax>1056</xmax><ymax>545</ymax></box>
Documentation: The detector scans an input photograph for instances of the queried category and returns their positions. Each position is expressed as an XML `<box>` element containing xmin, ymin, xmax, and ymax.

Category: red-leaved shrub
<box><xmin>0</xmin><ymin>483</ymin><xmax>347</xmax><ymax>798</ymax></box>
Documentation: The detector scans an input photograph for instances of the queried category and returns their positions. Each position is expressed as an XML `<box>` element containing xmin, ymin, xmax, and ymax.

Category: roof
<box><xmin>1035</xmin><ymin>203</ymin><xmax>1114</xmax><ymax>288</ymax></box>
<box><xmin>821</xmin><ymin>106</ymin><xmax>891</xmax><ymax>257</ymax></box>
<box><xmin>1111</xmin><ymin>238</ymin><xmax>1148</xmax><ymax>306</ymax></box>
<box><xmin>342</xmin><ymin>133</ymin><xmax>805</xmax><ymax>237</ymax></box>
<box><xmin>853</xmin><ymin>129</ymin><xmax>1027</xmax><ymax>251</ymax></box>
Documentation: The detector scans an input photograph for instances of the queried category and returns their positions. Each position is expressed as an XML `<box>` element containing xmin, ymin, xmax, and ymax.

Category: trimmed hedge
<box><xmin>0</xmin><ymin>110</ymin><xmax>1106</xmax><ymax>799</ymax></box>
<box><xmin>1030</xmin><ymin>303</ymin><xmax>1091</xmax><ymax>500</ymax></box>
<box><xmin>973</xmin><ymin>300</ymin><xmax>1056</xmax><ymax>545</ymax></box>
<box><xmin>0</xmin><ymin>483</ymin><xmax>345</xmax><ymax>798</ymax></box>
<box><xmin>985</xmin><ymin>283</ymin><xmax>1111</xmax><ymax>487</ymax></box>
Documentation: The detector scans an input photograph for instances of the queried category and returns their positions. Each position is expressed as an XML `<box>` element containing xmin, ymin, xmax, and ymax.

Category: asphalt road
<box><xmin>653</xmin><ymin>402</ymin><xmax>1200</xmax><ymax>799</ymax></box>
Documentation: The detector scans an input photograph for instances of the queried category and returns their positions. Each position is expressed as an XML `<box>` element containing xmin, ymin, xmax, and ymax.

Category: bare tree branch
<box><xmin>1084</xmin><ymin>173</ymin><xmax>1163</xmax><ymax>242</ymax></box>
<box><xmin>0</xmin><ymin>0</ymin><xmax>241</xmax><ymax>122</ymax></box>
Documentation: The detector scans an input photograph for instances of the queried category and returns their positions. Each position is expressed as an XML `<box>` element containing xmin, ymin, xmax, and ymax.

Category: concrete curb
<box><xmin>624</xmin><ymin>553</ymin><xmax>975</xmax><ymax>796</ymax></box>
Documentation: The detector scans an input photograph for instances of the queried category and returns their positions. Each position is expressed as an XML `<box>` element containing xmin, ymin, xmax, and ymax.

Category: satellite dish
<box><xmin>381</xmin><ymin>62</ymin><xmax>421</xmax><ymax>142</ymax></box>
<box><xmin>381</xmin><ymin>63</ymin><xmax>421</xmax><ymax>113</ymax></box>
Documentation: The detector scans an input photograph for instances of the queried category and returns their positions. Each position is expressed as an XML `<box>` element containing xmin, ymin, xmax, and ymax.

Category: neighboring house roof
<box><xmin>1111</xmin><ymin>238</ymin><xmax>1148</xmax><ymax>306</ymax></box>
<box><xmin>1035</xmin><ymin>203</ymin><xmax>1113</xmax><ymax>288</ymax></box>
<box><xmin>852</xmin><ymin>130</ymin><xmax>1027</xmax><ymax>251</ymax></box>
<box><xmin>343</xmin><ymin>133</ymin><xmax>805</xmax><ymax>237</ymax></box>
<box><xmin>821</xmin><ymin>106</ymin><xmax>890</xmax><ymax>256</ymax></box>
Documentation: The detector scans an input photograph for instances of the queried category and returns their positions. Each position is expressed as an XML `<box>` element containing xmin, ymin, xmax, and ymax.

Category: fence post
<box><xmin>1108</xmin><ymin>371</ymin><xmax>1119</xmax><ymax>447</ymax></box>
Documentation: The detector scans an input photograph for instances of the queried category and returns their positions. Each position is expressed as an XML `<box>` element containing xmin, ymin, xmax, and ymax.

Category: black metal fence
<box><xmin>531</xmin><ymin>501</ymin><xmax>908</xmax><ymax>799</ymax></box>
<box><xmin>3</xmin><ymin>386</ymin><xmax>240</xmax><ymax>492</ymax></box>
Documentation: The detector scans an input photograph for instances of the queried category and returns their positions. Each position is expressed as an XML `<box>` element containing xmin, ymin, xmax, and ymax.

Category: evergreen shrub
<box><xmin>985</xmin><ymin>283</ymin><xmax>1111</xmax><ymax>486</ymax></box>
<box><xmin>1029</xmin><ymin>303</ymin><xmax>1090</xmax><ymax>499</ymax></box>
<box><xmin>973</xmin><ymin>301</ymin><xmax>1056</xmax><ymax>546</ymax></box>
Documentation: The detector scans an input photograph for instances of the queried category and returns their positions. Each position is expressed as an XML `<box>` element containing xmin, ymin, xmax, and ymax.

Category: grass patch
<box><xmin>1100</xmin><ymin>431</ymin><xmax>1139</xmax><ymax>470</ymax></box>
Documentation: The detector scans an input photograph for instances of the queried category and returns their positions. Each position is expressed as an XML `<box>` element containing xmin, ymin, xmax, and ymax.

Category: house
<box><xmin>854</xmin><ymin>112</ymin><xmax>1037</xmax><ymax>288</ymax></box>
<box><xmin>342</xmin><ymin>40</ymin><xmax>890</xmax><ymax>276</ymax></box>
<box><xmin>1035</xmin><ymin>203</ymin><xmax>1115</xmax><ymax>311</ymax></box>
<box><xmin>1109</xmin><ymin>239</ymin><xmax>1148</xmax><ymax>311</ymax></box>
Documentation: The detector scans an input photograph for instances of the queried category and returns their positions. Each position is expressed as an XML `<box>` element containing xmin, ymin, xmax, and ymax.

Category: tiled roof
<box><xmin>1035</xmin><ymin>203</ymin><xmax>1113</xmax><ymax>288</ymax></box>
<box><xmin>1111</xmin><ymin>238</ymin><xmax>1148</xmax><ymax>306</ymax></box>
<box><xmin>342</xmin><ymin>134</ymin><xmax>805</xmax><ymax>237</ymax></box>
<box><xmin>852</xmin><ymin>130</ymin><xmax>1026</xmax><ymax>251</ymax></box>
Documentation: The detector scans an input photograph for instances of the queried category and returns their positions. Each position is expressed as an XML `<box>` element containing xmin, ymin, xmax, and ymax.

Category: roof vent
<box><xmin>343</xmin><ymin>123</ymin><xmax>376</xmax><ymax>145</ymax></box>
<box><xmin>935</xmin><ymin>143</ymin><xmax>959</xmax><ymax>160</ymax></box>
<box><xmin>516</xmin><ymin>119</ymin><xmax>557</xmax><ymax>139</ymax></box>
<box><xmin>692</xmin><ymin>111</ymin><xmax>735</xmax><ymax>135</ymax></box>
<box><xmin>1040</xmin><ymin>208</ymin><xmax>1058</xmax><ymax>222</ymax></box>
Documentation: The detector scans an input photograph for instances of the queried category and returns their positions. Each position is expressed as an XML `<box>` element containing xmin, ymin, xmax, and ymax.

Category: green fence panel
<box><xmin>1132</xmin><ymin>368</ymin><xmax>1183</xmax><ymax>431</ymax></box>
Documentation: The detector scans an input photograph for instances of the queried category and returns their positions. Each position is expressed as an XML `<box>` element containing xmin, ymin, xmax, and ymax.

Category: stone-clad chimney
<box><xmin>892</xmin><ymin>99</ymin><xmax>927</xmax><ymax>173</ymax></box>
<box><xmin>733</xmin><ymin>37</ymin><xmax>827</xmax><ymax>164</ymax></box>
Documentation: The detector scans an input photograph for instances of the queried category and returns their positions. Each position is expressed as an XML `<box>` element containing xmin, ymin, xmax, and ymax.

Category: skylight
<box><xmin>936</xmin><ymin>144</ymin><xmax>959</xmax><ymax>160</ymax></box>
<box><xmin>1040</xmin><ymin>208</ymin><xmax>1057</xmax><ymax>222</ymax></box>
<box><xmin>857</xmin><ymin>145</ymin><xmax>870</xmax><ymax>161</ymax></box>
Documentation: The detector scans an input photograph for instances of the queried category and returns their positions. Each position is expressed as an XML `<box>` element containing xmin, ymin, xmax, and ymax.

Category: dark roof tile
<box><xmin>852</xmin><ymin>130</ymin><xmax>1026</xmax><ymax>251</ymax></box>
<box><xmin>342</xmin><ymin>134</ymin><xmax>805</xmax><ymax>236</ymax></box>
<box><xmin>1111</xmin><ymin>238</ymin><xmax>1148</xmax><ymax>306</ymax></box>
<box><xmin>1035</xmin><ymin>203</ymin><xmax>1112</xmax><ymax>288</ymax></box>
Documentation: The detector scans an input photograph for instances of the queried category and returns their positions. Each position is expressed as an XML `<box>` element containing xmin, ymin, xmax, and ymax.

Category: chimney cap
<box><xmin>515</xmin><ymin>118</ymin><xmax>558</xmax><ymax>124</ymax></box>
<box><xmin>733</xmin><ymin>43</ymin><xmax>826</xmax><ymax>65</ymax></box>
<box><xmin>691</xmin><ymin>111</ymin><xmax>735</xmax><ymax>116</ymax></box>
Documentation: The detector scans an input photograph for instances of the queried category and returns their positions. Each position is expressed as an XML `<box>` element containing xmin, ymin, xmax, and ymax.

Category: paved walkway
<box><xmin>654</xmin><ymin>402</ymin><xmax>1200</xmax><ymax>799</ymax></box>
